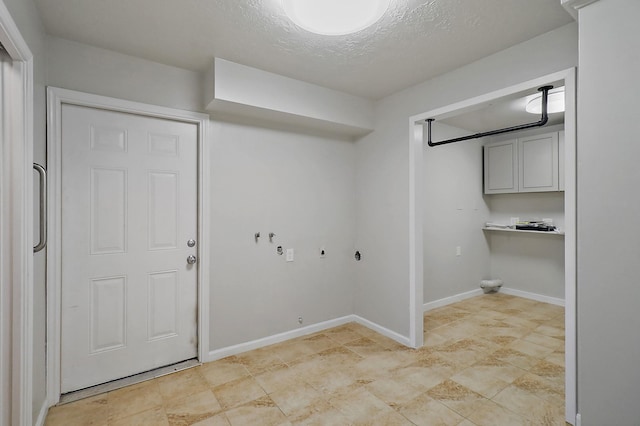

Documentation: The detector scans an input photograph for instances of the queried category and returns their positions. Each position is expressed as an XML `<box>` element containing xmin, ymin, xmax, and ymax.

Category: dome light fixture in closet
<box><xmin>526</xmin><ymin>86</ymin><xmax>566</xmax><ymax>114</ymax></box>
<box><xmin>282</xmin><ymin>0</ymin><xmax>391</xmax><ymax>36</ymax></box>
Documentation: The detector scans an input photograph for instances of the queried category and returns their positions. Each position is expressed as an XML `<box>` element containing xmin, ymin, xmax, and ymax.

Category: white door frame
<box><xmin>408</xmin><ymin>68</ymin><xmax>577</xmax><ymax>424</ymax></box>
<box><xmin>0</xmin><ymin>2</ymin><xmax>34</xmax><ymax>425</ymax></box>
<box><xmin>46</xmin><ymin>87</ymin><xmax>211</xmax><ymax>404</ymax></box>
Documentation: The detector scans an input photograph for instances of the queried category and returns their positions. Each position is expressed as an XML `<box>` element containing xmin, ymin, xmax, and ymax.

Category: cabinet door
<box><xmin>484</xmin><ymin>140</ymin><xmax>518</xmax><ymax>194</ymax></box>
<box><xmin>558</xmin><ymin>130</ymin><xmax>565</xmax><ymax>191</ymax></box>
<box><xmin>518</xmin><ymin>133</ymin><xmax>559</xmax><ymax>192</ymax></box>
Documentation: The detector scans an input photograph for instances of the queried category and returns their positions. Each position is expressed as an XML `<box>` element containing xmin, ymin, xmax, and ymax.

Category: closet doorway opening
<box><xmin>408</xmin><ymin>69</ymin><xmax>576</xmax><ymax>424</ymax></box>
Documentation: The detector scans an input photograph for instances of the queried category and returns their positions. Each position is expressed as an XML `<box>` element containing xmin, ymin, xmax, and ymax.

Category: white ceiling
<box><xmin>34</xmin><ymin>0</ymin><xmax>573</xmax><ymax>100</ymax></box>
<box><xmin>440</xmin><ymin>80</ymin><xmax>566</xmax><ymax>133</ymax></box>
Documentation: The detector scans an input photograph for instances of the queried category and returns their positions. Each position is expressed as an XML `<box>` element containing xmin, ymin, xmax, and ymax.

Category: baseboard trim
<box><xmin>500</xmin><ymin>287</ymin><xmax>565</xmax><ymax>306</ymax></box>
<box><xmin>423</xmin><ymin>289</ymin><xmax>484</xmax><ymax>312</ymax></box>
<box><xmin>423</xmin><ymin>287</ymin><xmax>565</xmax><ymax>312</ymax></box>
<box><xmin>34</xmin><ymin>399</ymin><xmax>48</xmax><ymax>426</ymax></box>
<box><xmin>206</xmin><ymin>315</ymin><xmax>411</xmax><ymax>362</ymax></box>
<box><xmin>206</xmin><ymin>316</ymin><xmax>354</xmax><ymax>362</ymax></box>
<box><xmin>352</xmin><ymin>315</ymin><xmax>411</xmax><ymax>347</ymax></box>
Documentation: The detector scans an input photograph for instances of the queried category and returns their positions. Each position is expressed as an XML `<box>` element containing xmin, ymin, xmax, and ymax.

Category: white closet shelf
<box><xmin>482</xmin><ymin>227</ymin><xmax>565</xmax><ymax>236</ymax></box>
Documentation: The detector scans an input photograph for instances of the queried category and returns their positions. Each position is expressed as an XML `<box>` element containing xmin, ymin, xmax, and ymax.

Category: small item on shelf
<box><xmin>515</xmin><ymin>220</ymin><xmax>557</xmax><ymax>232</ymax></box>
<box><xmin>484</xmin><ymin>222</ymin><xmax>511</xmax><ymax>229</ymax></box>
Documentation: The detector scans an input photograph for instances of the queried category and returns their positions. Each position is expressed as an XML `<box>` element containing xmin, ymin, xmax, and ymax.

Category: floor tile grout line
<box><xmin>47</xmin><ymin>294</ymin><xmax>565</xmax><ymax>426</ymax></box>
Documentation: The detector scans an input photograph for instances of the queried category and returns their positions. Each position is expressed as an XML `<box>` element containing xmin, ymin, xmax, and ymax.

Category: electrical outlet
<box><xmin>286</xmin><ymin>248</ymin><xmax>294</xmax><ymax>262</ymax></box>
<box><xmin>456</xmin><ymin>246</ymin><xmax>462</xmax><ymax>256</ymax></box>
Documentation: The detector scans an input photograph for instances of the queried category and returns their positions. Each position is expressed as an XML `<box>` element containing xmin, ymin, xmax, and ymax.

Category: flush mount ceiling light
<box><xmin>526</xmin><ymin>86</ymin><xmax>565</xmax><ymax>114</ymax></box>
<box><xmin>282</xmin><ymin>0</ymin><xmax>391</xmax><ymax>36</ymax></box>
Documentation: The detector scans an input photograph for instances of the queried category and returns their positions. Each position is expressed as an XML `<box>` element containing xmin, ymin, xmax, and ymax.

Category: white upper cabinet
<box><xmin>484</xmin><ymin>131</ymin><xmax>562</xmax><ymax>194</ymax></box>
<box><xmin>484</xmin><ymin>140</ymin><xmax>518</xmax><ymax>194</ymax></box>
<box><xmin>518</xmin><ymin>132</ymin><xmax>559</xmax><ymax>192</ymax></box>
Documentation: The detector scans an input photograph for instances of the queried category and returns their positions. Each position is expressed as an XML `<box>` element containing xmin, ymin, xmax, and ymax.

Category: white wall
<box><xmin>486</xmin><ymin>191</ymin><xmax>565</xmax><ymax>300</ymax></box>
<box><xmin>1</xmin><ymin>0</ymin><xmax>47</xmax><ymax>423</ymax></box>
<box><xmin>45</xmin><ymin>37</ymin><xmax>358</xmax><ymax>355</ymax></box>
<box><xmin>206</xmin><ymin>58</ymin><xmax>374</xmax><ymax>138</ymax></box>
<box><xmin>422</xmin><ymin>123</ymin><xmax>490</xmax><ymax>303</ymax></box>
<box><xmin>355</xmin><ymin>23</ymin><xmax>578</xmax><ymax>337</ymax></box>
<box><xmin>487</xmin><ymin>230</ymin><xmax>564</xmax><ymax>299</ymax></box>
<box><xmin>487</xmin><ymin>193</ymin><xmax>565</xmax><ymax>231</ymax></box>
<box><xmin>576</xmin><ymin>0</ymin><xmax>640</xmax><ymax>424</ymax></box>
<box><xmin>209</xmin><ymin>121</ymin><xmax>356</xmax><ymax>349</ymax></box>
<box><xmin>47</xmin><ymin>37</ymin><xmax>202</xmax><ymax>112</ymax></box>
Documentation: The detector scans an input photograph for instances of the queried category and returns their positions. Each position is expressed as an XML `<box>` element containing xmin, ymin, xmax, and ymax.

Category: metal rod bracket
<box><xmin>426</xmin><ymin>86</ymin><xmax>553</xmax><ymax>147</ymax></box>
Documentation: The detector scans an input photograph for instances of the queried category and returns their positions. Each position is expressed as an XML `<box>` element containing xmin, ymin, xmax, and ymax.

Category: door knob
<box><xmin>187</xmin><ymin>255</ymin><xmax>197</xmax><ymax>265</ymax></box>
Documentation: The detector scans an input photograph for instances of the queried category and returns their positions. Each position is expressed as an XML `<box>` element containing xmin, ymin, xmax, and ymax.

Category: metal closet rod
<box><xmin>426</xmin><ymin>85</ymin><xmax>553</xmax><ymax>147</ymax></box>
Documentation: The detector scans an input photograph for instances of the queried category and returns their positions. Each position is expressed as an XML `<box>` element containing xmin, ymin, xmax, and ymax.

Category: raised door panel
<box><xmin>89</xmin><ymin>276</ymin><xmax>127</xmax><ymax>353</ymax></box>
<box><xmin>148</xmin><ymin>171</ymin><xmax>178</xmax><ymax>250</ymax></box>
<box><xmin>90</xmin><ymin>168</ymin><xmax>128</xmax><ymax>254</ymax></box>
<box><xmin>147</xmin><ymin>270</ymin><xmax>179</xmax><ymax>341</ymax></box>
<box><xmin>518</xmin><ymin>133</ymin><xmax>559</xmax><ymax>192</ymax></box>
<box><xmin>484</xmin><ymin>140</ymin><xmax>518</xmax><ymax>194</ymax></box>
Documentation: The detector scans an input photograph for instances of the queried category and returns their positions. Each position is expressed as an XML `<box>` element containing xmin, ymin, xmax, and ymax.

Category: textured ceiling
<box><xmin>34</xmin><ymin>0</ymin><xmax>573</xmax><ymax>100</ymax></box>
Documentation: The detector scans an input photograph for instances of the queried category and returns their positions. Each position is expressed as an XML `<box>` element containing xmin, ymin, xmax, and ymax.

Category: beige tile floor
<box><xmin>46</xmin><ymin>293</ymin><xmax>566</xmax><ymax>425</ymax></box>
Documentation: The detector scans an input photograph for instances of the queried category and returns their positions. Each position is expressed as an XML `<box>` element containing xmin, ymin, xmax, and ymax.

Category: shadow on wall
<box><xmin>423</xmin><ymin>123</ymin><xmax>491</xmax><ymax>304</ymax></box>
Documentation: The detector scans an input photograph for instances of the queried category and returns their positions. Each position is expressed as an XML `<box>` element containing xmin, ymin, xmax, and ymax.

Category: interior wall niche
<box><xmin>409</xmin><ymin>69</ymin><xmax>576</xmax><ymax>423</ymax></box>
<box><xmin>424</xmin><ymin>85</ymin><xmax>566</xmax><ymax>304</ymax></box>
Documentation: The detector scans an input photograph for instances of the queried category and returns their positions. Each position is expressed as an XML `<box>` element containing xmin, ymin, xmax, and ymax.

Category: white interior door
<box><xmin>60</xmin><ymin>104</ymin><xmax>198</xmax><ymax>393</ymax></box>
